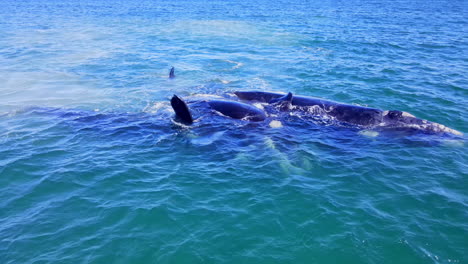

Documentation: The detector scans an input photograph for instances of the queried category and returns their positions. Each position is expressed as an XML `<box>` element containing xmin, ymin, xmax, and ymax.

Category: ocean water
<box><xmin>0</xmin><ymin>0</ymin><xmax>467</xmax><ymax>263</ymax></box>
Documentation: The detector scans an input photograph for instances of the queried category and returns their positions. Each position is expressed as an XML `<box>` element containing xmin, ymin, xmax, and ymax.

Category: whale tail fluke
<box><xmin>169</xmin><ymin>67</ymin><xmax>175</xmax><ymax>78</ymax></box>
<box><xmin>171</xmin><ymin>95</ymin><xmax>193</xmax><ymax>124</ymax></box>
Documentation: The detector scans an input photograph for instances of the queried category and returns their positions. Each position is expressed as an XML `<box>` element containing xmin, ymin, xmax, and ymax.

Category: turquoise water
<box><xmin>1</xmin><ymin>0</ymin><xmax>467</xmax><ymax>263</ymax></box>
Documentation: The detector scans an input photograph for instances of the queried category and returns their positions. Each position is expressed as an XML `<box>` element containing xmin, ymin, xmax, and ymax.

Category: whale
<box><xmin>169</xmin><ymin>67</ymin><xmax>175</xmax><ymax>79</ymax></box>
<box><xmin>166</xmin><ymin>67</ymin><xmax>461</xmax><ymax>135</ymax></box>
<box><xmin>170</xmin><ymin>95</ymin><xmax>266</xmax><ymax>124</ymax></box>
<box><xmin>234</xmin><ymin>91</ymin><xmax>463</xmax><ymax>136</ymax></box>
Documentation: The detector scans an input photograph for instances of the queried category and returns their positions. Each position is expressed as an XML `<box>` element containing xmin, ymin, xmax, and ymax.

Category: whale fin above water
<box><xmin>269</xmin><ymin>92</ymin><xmax>293</xmax><ymax>110</ymax></box>
<box><xmin>171</xmin><ymin>95</ymin><xmax>193</xmax><ymax>124</ymax></box>
<box><xmin>169</xmin><ymin>67</ymin><xmax>175</xmax><ymax>78</ymax></box>
<box><xmin>268</xmin><ymin>92</ymin><xmax>293</xmax><ymax>104</ymax></box>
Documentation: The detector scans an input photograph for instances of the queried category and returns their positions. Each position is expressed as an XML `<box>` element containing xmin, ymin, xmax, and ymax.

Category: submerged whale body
<box><xmin>234</xmin><ymin>91</ymin><xmax>463</xmax><ymax>136</ymax></box>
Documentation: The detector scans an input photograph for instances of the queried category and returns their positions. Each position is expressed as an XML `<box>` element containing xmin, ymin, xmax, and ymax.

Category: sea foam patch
<box><xmin>269</xmin><ymin>120</ymin><xmax>283</xmax><ymax>128</ymax></box>
<box><xmin>359</xmin><ymin>130</ymin><xmax>379</xmax><ymax>138</ymax></box>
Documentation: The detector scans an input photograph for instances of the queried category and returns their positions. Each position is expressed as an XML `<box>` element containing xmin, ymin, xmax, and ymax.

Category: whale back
<box><xmin>330</xmin><ymin>104</ymin><xmax>383</xmax><ymax>126</ymax></box>
<box><xmin>208</xmin><ymin>100</ymin><xmax>266</xmax><ymax>121</ymax></box>
<box><xmin>234</xmin><ymin>91</ymin><xmax>284</xmax><ymax>103</ymax></box>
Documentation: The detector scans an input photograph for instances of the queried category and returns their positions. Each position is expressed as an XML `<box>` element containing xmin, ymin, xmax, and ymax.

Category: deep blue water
<box><xmin>0</xmin><ymin>1</ymin><xmax>467</xmax><ymax>263</ymax></box>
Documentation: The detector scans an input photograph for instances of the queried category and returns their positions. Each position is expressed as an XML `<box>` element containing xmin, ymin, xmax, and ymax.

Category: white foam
<box><xmin>359</xmin><ymin>130</ymin><xmax>380</xmax><ymax>138</ymax></box>
<box><xmin>191</xmin><ymin>131</ymin><xmax>225</xmax><ymax>146</ymax></box>
<box><xmin>441</xmin><ymin>140</ymin><xmax>465</xmax><ymax>148</ymax></box>
<box><xmin>269</xmin><ymin>120</ymin><xmax>283</xmax><ymax>128</ymax></box>
<box><xmin>190</xmin><ymin>94</ymin><xmax>224</xmax><ymax>100</ymax></box>
<box><xmin>264</xmin><ymin>137</ymin><xmax>276</xmax><ymax>150</ymax></box>
<box><xmin>252</xmin><ymin>103</ymin><xmax>265</xmax><ymax>110</ymax></box>
<box><xmin>143</xmin><ymin>102</ymin><xmax>170</xmax><ymax>114</ymax></box>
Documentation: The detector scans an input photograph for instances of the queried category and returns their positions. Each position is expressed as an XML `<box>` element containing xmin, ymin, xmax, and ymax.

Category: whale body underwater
<box><xmin>170</xmin><ymin>91</ymin><xmax>463</xmax><ymax>136</ymax></box>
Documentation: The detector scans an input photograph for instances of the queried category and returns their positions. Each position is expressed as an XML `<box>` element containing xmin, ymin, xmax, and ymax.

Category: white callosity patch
<box><xmin>402</xmin><ymin>111</ymin><xmax>415</xmax><ymax>118</ymax></box>
<box><xmin>432</xmin><ymin>123</ymin><xmax>463</xmax><ymax>136</ymax></box>
<box><xmin>380</xmin><ymin>110</ymin><xmax>462</xmax><ymax>136</ymax></box>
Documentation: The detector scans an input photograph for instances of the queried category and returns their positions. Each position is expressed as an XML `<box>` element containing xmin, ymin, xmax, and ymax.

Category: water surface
<box><xmin>0</xmin><ymin>1</ymin><xmax>467</xmax><ymax>263</ymax></box>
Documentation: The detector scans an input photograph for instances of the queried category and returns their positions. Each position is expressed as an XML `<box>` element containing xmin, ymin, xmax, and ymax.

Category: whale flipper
<box><xmin>171</xmin><ymin>95</ymin><xmax>193</xmax><ymax>124</ymax></box>
<box><xmin>169</xmin><ymin>67</ymin><xmax>175</xmax><ymax>79</ymax></box>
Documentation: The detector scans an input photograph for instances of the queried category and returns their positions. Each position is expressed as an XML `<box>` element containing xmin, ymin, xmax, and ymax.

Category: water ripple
<box><xmin>0</xmin><ymin>0</ymin><xmax>467</xmax><ymax>263</ymax></box>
